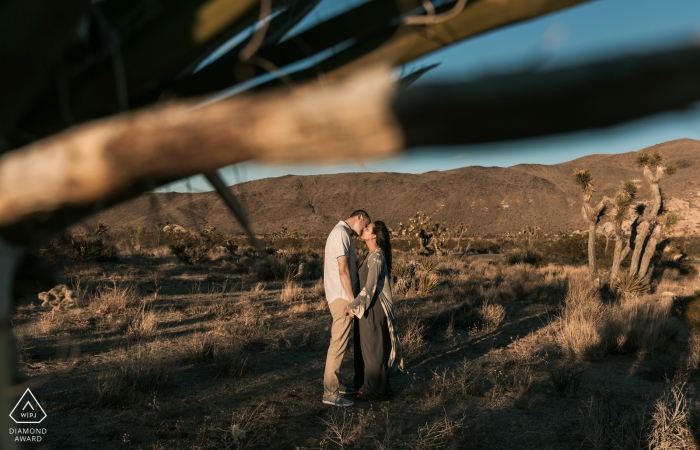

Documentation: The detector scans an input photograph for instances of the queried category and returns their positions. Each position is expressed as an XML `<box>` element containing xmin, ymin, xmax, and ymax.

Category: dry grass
<box><xmin>228</xmin><ymin>402</ymin><xmax>279</xmax><ymax>448</ymax></box>
<box><xmin>477</xmin><ymin>300</ymin><xmax>506</xmax><ymax>332</ymax></box>
<box><xmin>554</xmin><ymin>269</ymin><xmax>604</xmax><ymax>359</ymax></box>
<box><xmin>579</xmin><ymin>387</ymin><xmax>646</xmax><ymax>449</ymax></box>
<box><xmin>600</xmin><ymin>295</ymin><xmax>684</xmax><ymax>357</ymax></box>
<box><xmin>398</xmin><ymin>311</ymin><xmax>427</xmax><ymax>359</ymax></box>
<box><xmin>92</xmin><ymin>282</ymin><xmax>140</xmax><ymax>314</ymax></box>
<box><xmin>320</xmin><ymin>408</ymin><xmax>378</xmax><ymax>449</ymax></box>
<box><xmin>94</xmin><ymin>349</ymin><xmax>171</xmax><ymax>406</ymax></box>
<box><xmin>555</xmin><ymin>271</ymin><xmax>684</xmax><ymax>360</ymax></box>
<box><xmin>418</xmin><ymin>273</ymin><xmax>441</xmax><ymax>295</ymax></box>
<box><xmin>687</xmin><ymin>329</ymin><xmax>700</xmax><ymax>372</ymax></box>
<box><xmin>125</xmin><ymin>307</ymin><xmax>158</xmax><ymax>343</ymax></box>
<box><xmin>413</xmin><ymin>411</ymin><xmax>464</xmax><ymax>450</ymax></box>
<box><xmin>647</xmin><ymin>383</ymin><xmax>697</xmax><ymax>450</ymax></box>
<box><xmin>280</xmin><ymin>279</ymin><xmax>303</xmax><ymax>303</ymax></box>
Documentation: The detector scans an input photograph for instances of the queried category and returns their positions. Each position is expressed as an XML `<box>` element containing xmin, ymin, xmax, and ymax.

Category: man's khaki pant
<box><xmin>323</xmin><ymin>298</ymin><xmax>352</xmax><ymax>397</ymax></box>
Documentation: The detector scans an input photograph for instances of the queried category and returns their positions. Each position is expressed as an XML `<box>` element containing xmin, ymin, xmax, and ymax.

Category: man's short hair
<box><xmin>350</xmin><ymin>210</ymin><xmax>370</xmax><ymax>223</ymax></box>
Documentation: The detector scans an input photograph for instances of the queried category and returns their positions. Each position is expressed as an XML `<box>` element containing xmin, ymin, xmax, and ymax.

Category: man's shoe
<box><xmin>323</xmin><ymin>395</ymin><xmax>355</xmax><ymax>407</ymax></box>
<box><xmin>355</xmin><ymin>391</ymin><xmax>370</xmax><ymax>402</ymax></box>
<box><xmin>339</xmin><ymin>386</ymin><xmax>357</xmax><ymax>395</ymax></box>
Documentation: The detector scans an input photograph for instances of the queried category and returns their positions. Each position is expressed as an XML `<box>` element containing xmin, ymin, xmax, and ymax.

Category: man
<box><xmin>322</xmin><ymin>210</ymin><xmax>370</xmax><ymax>407</ymax></box>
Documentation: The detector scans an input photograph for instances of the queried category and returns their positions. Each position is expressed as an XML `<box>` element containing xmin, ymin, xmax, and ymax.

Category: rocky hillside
<box><xmin>90</xmin><ymin>139</ymin><xmax>700</xmax><ymax>236</ymax></box>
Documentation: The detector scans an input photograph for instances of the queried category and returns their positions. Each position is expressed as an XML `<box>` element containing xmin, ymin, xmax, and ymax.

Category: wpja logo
<box><xmin>8</xmin><ymin>389</ymin><xmax>47</xmax><ymax>443</ymax></box>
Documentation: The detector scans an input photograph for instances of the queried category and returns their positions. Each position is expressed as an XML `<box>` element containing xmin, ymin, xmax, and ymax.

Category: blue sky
<box><xmin>161</xmin><ymin>0</ymin><xmax>700</xmax><ymax>192</ymax></box>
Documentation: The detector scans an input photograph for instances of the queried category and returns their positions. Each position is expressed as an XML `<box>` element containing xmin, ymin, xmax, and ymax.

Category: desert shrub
<box><xmin>579</xmin><ymin>387</ymin><xmax>646</xmax><ymax>450</ymax></box>
<box><xmin>504</xmin><ymin>248</ymin><xmax>542</xmax><ymax>265</ymax></box>
<box><xmin>687</xmin><ymin>329</ymin><xmax>700</xmax><ymax>372</ymax></box>
<box><xmin>548</xmin><ymin>361</ymin><xmax>585</xmax><ymax>396</ymax></box>
<box><xmin>181</xmin><ymin>333</ymin><xmax>217</xmax><ymax>364</ymax></box>
<box><xmin>418</xmin><ymin>273</ymin><xmax>441</xmax><ymax>295</ymax></box>
<box><xmin>469</xmin><ymin>238</ymin><xmax>501</xmax><ymax>254</ymax></box>
<box><xmin>40</xmin><ymin>231</ymin><xmax>117</xmax><ymax>263</ymax></box>
<box><xmin>612</xmin><ymin>271</ymin><xmax>650</xmax><ymax>296</ymax></box>
<box><xmin>251</xmin><ymin>258</ymin><xmax>284</xmax><ymax>281</ymax></box>
<box><xmin>422</xmin><ymin>358</ymin><xmax>485</xmax><ymax>399</ymax></box>
<box><xmin>556</xmin><ymin>270</ymin><xmax>684</xmax><ymax>360</ymax></box>
<box><xmin>541</xmin><ymin>234</ymin><xmax>589</xmax><ymax>266</ymax></box>
<box><xmin>554</xmin><ymin>269</ymin><xmax>604</xmax><ymax>359</ymax></box>
<box><xmin>498</xmin><ymin>264</ymin><xmax>542</xmax><ymax>301</ymax></box>
<box><xmin>213</xmin><ymin>344</ymin><xmax>254</xmax><ymax>378</ymax></box>
<box><xmin>412</xmin><ymin>411</ymin><xmax>465</xmax><ymax>450</ymax></box>
<box><xmin>168</xmin><ymin>231</ymin><xmax>209</xmax><ymax>264</ymax></box>
<box><xmin>477</xmin><ymin>300</ymin><xmax>506</xmax><ymax>332</ymax></box>
<box><xmin>320</xmin><ymin>408</ymin><xmax>378</xmax><ymax>449</ymax></box>
<box><xmin>599</xmin><ymin>296</ymin><xmax>683</xmax><ymax>357</ymax></box>
<box><xmin>125</xmin><ymin>308</ymin><xmax>158</xmax><ymax>343</ymax></box>
<box><xmin>646</xmin><ymin>383</ymin><xmax>695</xmax><ymax>450</ymax></box>
<box><xmin>399</xmin><ymin>312</ymin><xmax>427</xmax><ymax>359</ymax></box>
<box><xmin>228</xmin><ymin>402</ymin><xmax>279</xmax><ymax>448</ymax></box>
<box><xmin>280</xmin><ymin>279</ymin><xmax>303</xmax><ymax>303</ymax></box>
<box><xmin>94</xmin><ymin>353</ymin><xmax>171</xmax><ymax>406</ymax></box>
<box><xmin>392</xmin><ymin>259</ymin><xmax>417</xmax><ymax>294</ymax></box>
<box><xmin>92</xmin><ymin>283</ymin><xmax>140</xmax><ymax>314</ymax></box>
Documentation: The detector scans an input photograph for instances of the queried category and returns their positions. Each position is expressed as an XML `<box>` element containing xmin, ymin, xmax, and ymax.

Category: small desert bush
<box><xmin>125</xmin><ymin>307</ymin><xmax>158</xmax><ymax>343</ymax></box>
<box><xmin>600</xmin><ymin>296</ymin><xmax>683</xmax><ymax>357</ymax></box>
<box><xmin>181</xmin><ymin>332</ymin><xmax>217</xmax><ymax>364</ymax></box>
<box><xmin>392</xmin><ymin>259</ymin><xmax>416</xmax><ymax>294</ymax></box>
<box><xmin>422</xmin><ymin>358</ymin><xmax>485</xmax><ymax>399</ymax></box>
<box><xmin>412</xmin><ymin>412</ymin><xmax>465</xmax><ymax>450</ymax></box>
<box><xmin>213</xmin><ymin>344</ymin><xmax>254</xmax><ymax>378</ymax></box>
<box><xmin>228</xmin><ymin>402</ymin><xmax>279</xmax><ymax>448</ymax></box>
<box><xmin>612</xmin><ymin>270</ymin><xmax>650</xmax><ymax>296</ymax></box>
<box><xmin>556</xmin><ymin>269</ymin><xmax>683</xmax><ymax>359</ymax></box>
<box><xmin>252</xmin><ymin>258</ymin><xmax>284</xmax><ymax>281</ymax></box>
<box><xmin>94</xmin><ymin>352</ymin><xmax>171</xmax><ymax>406</ymax></box>
<box><xmin>280</xmin><ymin>279</ymin><xmax>303</xmax><ymax>303</ymax></box>
<box><xmin>399</xmin><ymin>312</ymin><xmax>427</xmax><ymax>359</ymax></box>
<box><xmin>554</xmin><ymin>269</ymin><xmax>604</xmax><ymax>359</ymax></box>
<box><xmin>646</xmin><ymin>383</ymin><xmax>695</xmax><ymax>450</ymax></box>
<box><xmin>504</xmin><ymin>248</ymin><xmax>542</xmax><ymax>265</ymax></box>
<box><xmin>498</xmin><ymin>264</ymin><xmax>541</xmax><ymax>301</ymax></box>
<box><xmin>579</xmin><ymin>387</ymin><xmax>646</xmax><ymax>450</ymax></box>
<box><xmin>687</xmin><ymin>329</ymin><xmax>700</xmax><ymax>372</ymax></box>
<box><xmin>477</xmin><ymin>300</ymin><xmax>505</xmax><ymax>332</ymax></box>
<box><xmin>92</xmin><ymin>282</ymin><xmax>140</xmax><ymax>314</ymax></box>
<box><xmin>40</xmin><ymin>231</ymin><xmax>117</xmax><ymax>263</ymax></box>
<box><xmin>547</xmin><ymin>361</ymin><xmax>585</xmax><ymax>396</ymax></box>
<box><xmin>320</xmin><ymin>408</ymin><xmax>378</xmax><ymax>450</ymax></box>
<box><xmin>418</xmin><ymin>273</ymin><xmax>441</xmax><ymax>295</ymax></box>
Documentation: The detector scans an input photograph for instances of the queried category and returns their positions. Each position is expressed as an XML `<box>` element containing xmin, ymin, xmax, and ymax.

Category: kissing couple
<box><xmin>321</xmin><ymin>210</ymin><xmax>404</xmax><ymax>407</ymax></box>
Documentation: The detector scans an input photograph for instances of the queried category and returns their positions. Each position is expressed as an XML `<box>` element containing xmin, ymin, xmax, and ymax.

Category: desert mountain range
<box><xmin>91</xmin><ymin>139</ymin><xmax>700</xmax><ymax>236</ymax></box>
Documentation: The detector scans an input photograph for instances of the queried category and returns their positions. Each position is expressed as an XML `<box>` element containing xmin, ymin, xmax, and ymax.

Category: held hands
<box><xmin>345</xmin><ymin>306</ymin><xmax>355</xmax><ymax>318</ymax></box>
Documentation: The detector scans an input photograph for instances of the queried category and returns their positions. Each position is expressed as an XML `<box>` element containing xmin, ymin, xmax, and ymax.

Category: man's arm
<box><xmin>337</xmin><ymin>256</ymin><xmax>355</xmax><ymax>316</ymax></box>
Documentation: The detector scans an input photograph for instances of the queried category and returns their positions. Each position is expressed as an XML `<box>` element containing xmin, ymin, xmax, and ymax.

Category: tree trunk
<box><xmin>629</xmin><ymin>221</ymin><xmax>651</xmax><ymax>277</ymax></box>
<box><xmin>638</xmin><ymin>224</ymin><xmax>661</xmax><ymax>281</ymax></box>
<box><xmin>588</xmin><ymin>222</ymin><xmax>598</xmax><ymax>277</ymax></box>
<box><xmin>610</xmin><ymin>230</ymin><xmax>624</xmax><ymax>281</ymax></box>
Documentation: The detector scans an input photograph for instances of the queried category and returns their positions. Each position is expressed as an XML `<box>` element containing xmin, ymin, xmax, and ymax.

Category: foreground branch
<box><xmin>0</xmin><ymin>67</ymin><xmax>402</xmax><ymax>227</ymax></box>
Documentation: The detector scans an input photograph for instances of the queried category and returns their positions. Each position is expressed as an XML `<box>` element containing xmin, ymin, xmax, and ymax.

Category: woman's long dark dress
<box><xmin>347</xmin><ymin>250</ymin><xmax>404</xmax><ymax>400</ymax></box>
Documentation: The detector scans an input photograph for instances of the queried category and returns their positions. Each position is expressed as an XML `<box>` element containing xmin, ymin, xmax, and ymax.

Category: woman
<box><xmin>345</xmin><ymin>221</ymin><xmax>404</xmax><ymax>401</ymax></box>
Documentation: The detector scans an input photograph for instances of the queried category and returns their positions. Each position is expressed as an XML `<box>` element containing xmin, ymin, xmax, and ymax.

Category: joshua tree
<box><xmin>520</xmin><ymin>225</ymin><xmax>542</xmax><ymax>248</ymax></box>
<box><xmin>606</xmin><ymin>180</ymin><xmax>637</xmax><ymax>281</ymax></box>
<box><xmin>572</xmin><ymin>169</ymin><xmax>611</xmax><ymax>278</ymax></box>
<box><xmin>453</xmin><ymin>223</ymin><xmax>469</xmax><ymax>252</ymax></box>
<box><xmin>626</xmin><ymin>150</ymin><xmax>678</xmax><ymax>281</ymax></box>
<box><xmin>398</xmin><ymin>211</ymin><xmax>448</xmax><ymax>255</ymax></box>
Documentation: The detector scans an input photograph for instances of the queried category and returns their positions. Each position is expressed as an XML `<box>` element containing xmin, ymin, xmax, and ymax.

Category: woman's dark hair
<box><xmin>372</xmin><ymin>221</ymin><xmax>392</xmax><ymax>275</ymax></box>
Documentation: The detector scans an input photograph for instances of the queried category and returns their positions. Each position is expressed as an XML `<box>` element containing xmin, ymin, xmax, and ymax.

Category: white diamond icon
<box><xmin>9</xmin><ymin>388</ymin><xmax>47</xmax><ymax>424</ymax></box>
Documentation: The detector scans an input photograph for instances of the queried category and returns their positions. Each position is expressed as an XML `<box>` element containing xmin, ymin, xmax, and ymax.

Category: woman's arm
<box><xmin>346</xmin><ymin>251</ymin><xmax>383</xmax><ymax>319</ymax></box>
